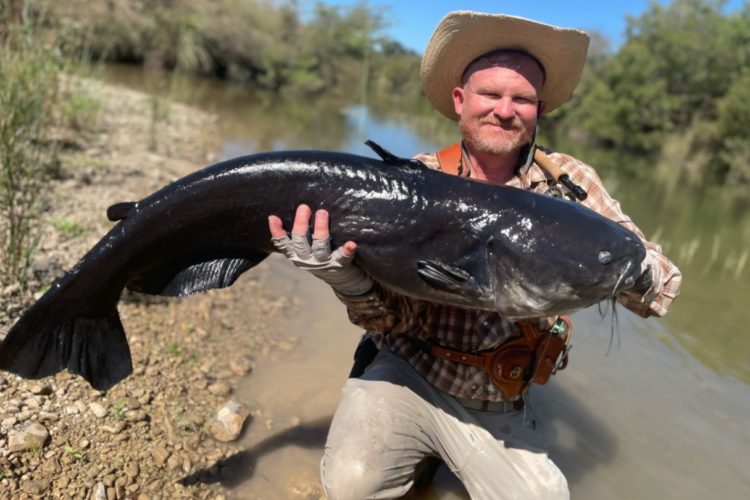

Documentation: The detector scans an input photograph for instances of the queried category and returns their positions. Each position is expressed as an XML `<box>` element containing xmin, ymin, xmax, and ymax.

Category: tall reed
<box><xmin>0</xmin><ymin>3</ymin><xmax>63</xmax><ymax>289</ymax></box>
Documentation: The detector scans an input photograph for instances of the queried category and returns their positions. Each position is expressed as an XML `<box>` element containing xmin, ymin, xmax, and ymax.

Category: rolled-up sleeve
<box><xmin>333</xmin><ymin>283</ymin><xmax>435</xmax><ymax>335</ymax></box>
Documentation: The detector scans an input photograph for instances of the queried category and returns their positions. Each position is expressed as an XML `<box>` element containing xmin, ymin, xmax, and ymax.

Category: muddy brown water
<box><xmin>101</xmin><ymin>65</ymin><xmax>750</xmax><ymax>499</ymax></box>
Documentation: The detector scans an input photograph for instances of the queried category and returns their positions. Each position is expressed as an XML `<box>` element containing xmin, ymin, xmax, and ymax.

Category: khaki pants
<box><xmin>321</xmin><ymin>347</ymin><xmax>569</xmax><ymax>500</ymax></box>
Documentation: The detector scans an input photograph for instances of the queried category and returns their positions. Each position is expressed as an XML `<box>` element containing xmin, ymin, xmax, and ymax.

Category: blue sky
<box><xmin>302</xmin><ymin>0</ymin><xmax>746</xmax><ymax>53</ymax></box>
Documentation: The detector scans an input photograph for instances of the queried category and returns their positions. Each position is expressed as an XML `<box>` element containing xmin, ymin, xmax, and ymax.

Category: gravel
<box><xmin>0</xmin><ymin>76</ymin><xmax>298</xmax><ymax>499</ymax></box>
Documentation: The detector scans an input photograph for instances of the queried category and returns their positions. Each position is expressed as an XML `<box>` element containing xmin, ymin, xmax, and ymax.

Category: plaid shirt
<box><xmin>336</xmin><ymin>146</ymin><xmax>682</xmax><ymax>402</ymax></box>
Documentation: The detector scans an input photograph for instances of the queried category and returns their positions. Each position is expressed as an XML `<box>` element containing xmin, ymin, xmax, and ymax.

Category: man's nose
<box><xmin>493</xmin><ymin>97</ymin><xmax>515</xmax><ymax>120</ymax></box>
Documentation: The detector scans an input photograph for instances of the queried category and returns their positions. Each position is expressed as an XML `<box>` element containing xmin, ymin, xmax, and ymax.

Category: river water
<box><xmin>101</xmin><ymin>65</ymin><xmax>750</xmax><ymax>499</ymax></box>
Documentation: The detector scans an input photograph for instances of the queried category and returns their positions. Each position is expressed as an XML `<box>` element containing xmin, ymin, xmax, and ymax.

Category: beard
<box><xmin>459</xmin><ymin>115</ymin><xmax>535</xmax><ymax>155</ymax></box>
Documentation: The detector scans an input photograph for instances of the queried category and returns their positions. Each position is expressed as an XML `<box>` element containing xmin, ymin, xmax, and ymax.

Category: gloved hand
<box><xmin>268</xmin><ymin>205</ymin><xmax>373</xmax><ymax>296</ymax></box>
<box><xmin>632</xmin><ymin>263</ymin><xmax>653</xmax><ymax>295</ymax></box>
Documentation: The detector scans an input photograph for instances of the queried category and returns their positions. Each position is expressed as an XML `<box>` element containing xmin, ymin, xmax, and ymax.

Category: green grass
<box><xmin>50</xmin><ymin>218</ymin><xmax>86</xmax><ymax>238</ymax></box>
<box><xmin>109</xmin><ymin>400</ymin><xmax>127</xmax><ymax>420</ymax></box>
<box><xmin>63</xmin><ymin>445</ymin><xmax>84</xmax><ymax>461</ymax></box>
<box><xmin>58</xmin><ymin>89</ymin><xmax>101</xmax><ymax>131</ymax></box>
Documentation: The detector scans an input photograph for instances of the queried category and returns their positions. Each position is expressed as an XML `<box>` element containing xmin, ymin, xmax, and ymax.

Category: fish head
<box><xmin>485</xmin><ymin>205</ymin><xmax>646</xmax><ymax>319</ymax></box>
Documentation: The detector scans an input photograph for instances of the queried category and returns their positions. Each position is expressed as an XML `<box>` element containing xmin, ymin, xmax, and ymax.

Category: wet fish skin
<box><xmin>0</xmin><ymin>149</ymin><xmax>645</xmax><ymax>390</ymax></box>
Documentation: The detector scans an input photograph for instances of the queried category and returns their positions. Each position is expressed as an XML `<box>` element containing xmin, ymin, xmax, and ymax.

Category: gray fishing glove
<box><xmin>272</xmin><ymin>233</ymin><xmax>373</xmax><ymax>296</ymax></box>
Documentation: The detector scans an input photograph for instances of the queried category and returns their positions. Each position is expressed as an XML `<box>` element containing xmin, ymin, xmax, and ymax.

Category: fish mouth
<box><xmin>611</xmin><ymin>260</ymin><xmax>638</xmax><ymax>296</ymax></box>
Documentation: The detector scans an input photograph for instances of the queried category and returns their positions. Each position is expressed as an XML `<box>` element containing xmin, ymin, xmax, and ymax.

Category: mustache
<box><xmin>478</xmin><ymin>116</ymin><xmax>523</xmax><ymax>130</ymax></box>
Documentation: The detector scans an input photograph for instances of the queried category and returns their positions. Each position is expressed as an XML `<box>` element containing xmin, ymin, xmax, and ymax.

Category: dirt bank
<box><xmin>0</xmin><ymin>76</ymin><xmax>309</xmax><ymax>499</ymax></box>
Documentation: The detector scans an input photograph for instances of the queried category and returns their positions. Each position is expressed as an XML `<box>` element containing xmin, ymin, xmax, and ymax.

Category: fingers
<box><xmin>269</xmin><ymin>204</ymin><xmax>357</xmax><ymax>260</ymax></box>
<box><xmin>269</xmin><ymin>204</ymin><xmax>313</xmax><ymax>239</ymax></box>
<box><xmin>292</xmin><ymin>204</ymin><xmax>312</xmax><ymax>236</ymax></box>
<box><xmin>268</xmin><ymin>215</ymin><xmax>286</xmax><ymax>239</ymax></box>
<box><xmin>312</xmin><ymin>209</ymin><xmax>329</xmax><ymax>240</ymax></box>
<box><xmin>341</xmin><ymin>241</ymin><xmax>357</xmax><ymax>258</ymax></box>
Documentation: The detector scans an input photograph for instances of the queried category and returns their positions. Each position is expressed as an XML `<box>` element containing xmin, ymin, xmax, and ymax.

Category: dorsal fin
<box><xmin>107</xmin><ymin>202</ymin><xmax>136</xmax><ymax>222</ymax></box>
<box><xmin>365</xmin><ymin>140</ymin><xmax>425</xmax><ymax>170</ymax></box>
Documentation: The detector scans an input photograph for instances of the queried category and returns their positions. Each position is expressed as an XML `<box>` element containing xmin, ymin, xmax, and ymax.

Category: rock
<box><xmin>90</xmin><ymin>402</ymin><xmax>108</xmax><ymax>418</ymax></box>
<box><xmin>8</xmin><ymin>422</ymin><xmax>50</xmax><ymax>452</ymax></box>
<box><xmin>208</xmin><ymin>381</ymin><xmax>232</xmax><ymax>396</ymax></box>
<box><xmin>124</xmin><ymin>410</ymin><xmax>148</xmax><ymax>423</ymax></box>
<box><xmin>210</xmin><ymin>400</ymin><xmax>249</xmax><ymax>442</ymax></box>
<box><xmin>137</xmin><ymin>392</ymin><xmax>152</xmax><ymax>406</ymax></box>
<box><xmin>37</xmin><ymin>411</ymin><xmax>59</xmax><ymax>422</ymax></box>
<box><xmin>2</xmin><ymin>417</ymin><xmax>17</xmax><ymax>427</ymax></box>
<box><xmin>21</xmin><ymin>478</ymin><xmax>50</xmax><ymax>495</ymax></box>
<box><xmin>125</xmin><ymin>397</ymin><xmax>141</xmax><ymax>410</ymax></box>
<box><xmin>29</xmin><ymin>383</ymin><xmax>53</xmax><ymax>396</ymax></box>
<box><xmin>125</xmin><ymin>462</ymin><xmax>139</xmax><ymax>479</ymax></box>
<box><xmin>16</xmin><ymin>410</ymin><xmax>33</xmax><ymax>422</ymax></box>
<box><xmin>151</xmin><ymin>444</ymin><xmax>170</xmax><ymax>466</ymax></box>
<box><xmin>24</xmin><ymin>396</ymin><xmax>43</xmax><ymax>409</ymax></box>
<box><xmin>92</xmin><ymin>482</ymin><xmax>107</xmax><ymax>500</ymax></box>
<box><xmin>167</xmin><ymin>454</ymin><xmax>182</xmax><ymax>471</ymax></box>
<box><xmin>102</xmin><ymin>421</ymin><xmax>127</xmax><ymax>434</ymax></box>
<box><xmin>64</xmin><ymin>404</ymin><xmax>80</xmax><ymax>415</ymax></box>
<box><xmin>229</xmin><ymin>357</ymin><xmax>253</xmax><ymax>376</ymax></box>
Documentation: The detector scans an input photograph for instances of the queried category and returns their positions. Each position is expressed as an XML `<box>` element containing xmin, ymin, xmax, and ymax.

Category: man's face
<box><xmin>452</xmin><ymin>54</ymin><xmax>545</xmax><ymax>156</ymax></box>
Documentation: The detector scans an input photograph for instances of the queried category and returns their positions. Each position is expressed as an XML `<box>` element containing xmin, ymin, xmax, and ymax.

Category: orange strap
<box><xmin>436</xmin><ymin>143</ymin><xmax>462</xmax><ymax>175</ymax></box>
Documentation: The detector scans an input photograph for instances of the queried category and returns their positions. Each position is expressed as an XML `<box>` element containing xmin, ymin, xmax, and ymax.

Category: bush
<box><xmin>0</xmin><ymin>3</ymin><xmax>64</xmax><ymax>288</ymax></box>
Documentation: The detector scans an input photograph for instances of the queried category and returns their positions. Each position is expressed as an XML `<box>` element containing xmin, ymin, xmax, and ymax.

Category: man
<box><xmin>269</xmin><ymin>11</ymin><xmax>681</xmax><ymax>500</ymax></box>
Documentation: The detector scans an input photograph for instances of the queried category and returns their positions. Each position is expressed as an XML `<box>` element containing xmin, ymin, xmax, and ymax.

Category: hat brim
<box><xmin>421</xmin><ymin>11</ymin><xmax>590</xmax><ymax>120</ymax></box>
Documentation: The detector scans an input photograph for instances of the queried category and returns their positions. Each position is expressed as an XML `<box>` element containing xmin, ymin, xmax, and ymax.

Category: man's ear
<box><xmin>452</xmin><ymin>87</ymin><xmax>465</xmax><ymax>116</ymax></box>
<box><xmin>537</xmin><ymin>101</ymin><xmax>546</xmax><ymax>116</ymax></box>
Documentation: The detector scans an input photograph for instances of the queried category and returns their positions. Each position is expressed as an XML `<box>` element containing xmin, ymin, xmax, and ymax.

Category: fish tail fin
<box><xmin>0</xmin><ymin>308</ymin><xmax>132</xmax><ymax>391</ymax></box>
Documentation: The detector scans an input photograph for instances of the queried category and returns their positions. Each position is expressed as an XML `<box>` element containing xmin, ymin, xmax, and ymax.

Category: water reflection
<box><xmin>600</xmin><ymin>172</ymin><xmax>750</xmax><ymax>383</ymax></box>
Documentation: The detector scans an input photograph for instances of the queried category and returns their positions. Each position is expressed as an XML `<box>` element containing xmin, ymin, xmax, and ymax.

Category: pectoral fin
<box><xmin>128</xmin><ymin>252</ymin><xmax>268</xmax><ymax>296</ymax></box>
<box><xmin>416</xmin><ymin>260</ymin><xmax>481</xmax><ymax>298</ymax></box>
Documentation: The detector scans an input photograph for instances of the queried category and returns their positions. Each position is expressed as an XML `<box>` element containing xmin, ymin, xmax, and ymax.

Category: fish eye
<box><xmin>598</xmin><ymin>250</ymin><xmax>612</xmax><ymax>264</ymax></box>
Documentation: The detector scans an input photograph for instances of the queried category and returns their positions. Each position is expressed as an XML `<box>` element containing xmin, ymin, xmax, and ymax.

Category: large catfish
<box><xmin>0</xmin><ymin>144</ymin><xmax>645</xmax><ymax>390</ymax></box>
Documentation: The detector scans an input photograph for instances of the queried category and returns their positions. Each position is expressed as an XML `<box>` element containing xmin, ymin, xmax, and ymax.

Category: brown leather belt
<box><xmin>412</xmin><ymin>316</ymin><xmax>572</xmax><ymax>400</ymax></box>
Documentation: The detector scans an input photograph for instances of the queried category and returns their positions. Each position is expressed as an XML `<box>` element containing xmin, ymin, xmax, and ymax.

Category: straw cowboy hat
<box><xmin>421</xmin><ymin>11</ymin><xmax>590</xmax><ymax>120</ymax></box>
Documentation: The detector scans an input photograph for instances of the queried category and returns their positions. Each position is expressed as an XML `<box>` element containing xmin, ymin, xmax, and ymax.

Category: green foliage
<box><xmin>0</xmin><ymin>1</ymin><xmax>64</xmax><ymax>289</ymax></box>
<box><xmin>716</xmin><ymin>73</ymin><xmax>750</xmax><ymax>182</ymax></box>
<box><xmin>63</xmin><ymin>445</ymin><xmax>85</xmax><ymax>461</ymax></box>
<box><xmin>57</xmin><ymin>89</ymin><xmax>101</xmax><ymax>131</ymax></box>
<box><xmin>40</xmin><ymin>0</ymin><xmax>423</xmax><ymax>100</ymax></box>
<box><xmin>50</xmin><ymin>217</ymin><xmax>86</xmax><ymax>238</ymax></box>
<box><xmin>545</xmin><ymin>0</ymin><xmax>750</xmax><ymax>187</ymax></box>
<box><xmin>109</xmin><ymin>399</ymin><xmax>127</xmax><ymax>420</ymax></box>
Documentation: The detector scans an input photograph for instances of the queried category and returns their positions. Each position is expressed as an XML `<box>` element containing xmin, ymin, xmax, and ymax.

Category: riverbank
<box><xmin>0</xmin><ymin>76</ymin><xmax>302</xmax><ymax>499</ymax></box>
